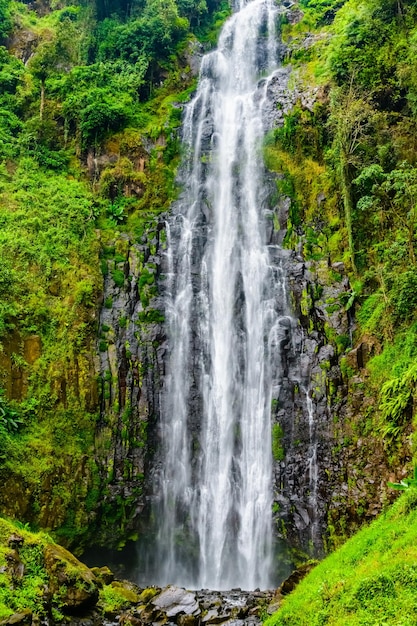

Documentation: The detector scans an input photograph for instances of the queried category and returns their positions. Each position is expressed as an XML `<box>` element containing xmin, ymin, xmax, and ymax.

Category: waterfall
<box><xmin>147</xmin><ymin>0</ymin><xmax>292</xmax><ymax>591</ymax></box>
<box><xmin>305</xmin><ymin>388</ymin><xmax>319</xmax><ymax>546</ymax></box>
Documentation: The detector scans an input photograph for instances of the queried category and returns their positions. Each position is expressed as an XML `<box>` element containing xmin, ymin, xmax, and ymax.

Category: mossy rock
<box><xmin>138</xmin><ymin>587</ymin><xmax>160</xmax><ymax>603</ymax></box>
<box><xmin>0</xmin><ymin>610</ymin><xmax>32</xmax><ymax>626</ymax></box>
<box><xmin>99</xmin><ymin>580</ymin><xmax>141</xmax><ymax>614</ymax></box>
<box><xmin>0</xmin><ymin>518</ymin><xmax>98</xmax><ymax>617</ymax></box>
<box><xmin>91</xmin><ymin>565</ymin><xmax>114</xmax><ymax>586</ymax></box>
<box><xmin>44</xmin><ymin>544</ymin><xmax>99</xmax><ymax>612</ymax></box>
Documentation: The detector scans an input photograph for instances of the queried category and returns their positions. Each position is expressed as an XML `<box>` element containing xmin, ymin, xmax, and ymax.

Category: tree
<box><xmin>380</xmin><ymin>165</ymin><xmax>417</xmax><ymax>264</ymax></box>
<box><xmin>0</xmin><ymin>0</ymin><xmax>11</xmax><ymax>40</ymax></box>
<box><xmin>28</xmin><ymin>21</ymin><xmax>80</xmax><ymax>120</ymax></box>
<box><xmin>329</xmin><ymin>84</ymin><xmax>378</xmax><ymax>272</ymax></box>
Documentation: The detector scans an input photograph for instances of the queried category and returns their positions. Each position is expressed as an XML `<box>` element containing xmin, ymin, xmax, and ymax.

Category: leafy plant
<box><xmin>272</xmin><ymin>423</ymin><xmax>285</xmax><ymax>462</ymax></box>
<box><xmin>0</xmin><ymin>391</ymin><xmax>22</xmax><ymax>432</ymax></box>
<box><xmin>107</xmin><ymin>202</ymin><xmax>126</xmax><ymax>223</ymax></box>
<box><xmin>388</xmin><ymin>466</ymin><xmax>417</xmax><ymax>490</ymax></box>
<box><xmin>378</xmin><ymin>362</ymin><xmax>417</xmax><ymax>443</ymax></box>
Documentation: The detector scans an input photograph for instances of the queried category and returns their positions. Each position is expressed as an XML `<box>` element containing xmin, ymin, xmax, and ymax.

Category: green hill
<box><xmin>266</xmin><ymin>487</ymin><xmax>417</xmax><ymax>625</ymax></box>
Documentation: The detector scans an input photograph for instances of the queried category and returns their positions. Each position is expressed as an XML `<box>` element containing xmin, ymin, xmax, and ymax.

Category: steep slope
<box><xmin>265</xmin><ymin>487</ymin><xmax>417</xmax><ymax>625</ymax></box>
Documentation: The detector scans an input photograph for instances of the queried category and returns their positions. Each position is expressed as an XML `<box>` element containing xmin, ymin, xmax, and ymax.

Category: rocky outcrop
<box><xmin>269</xmin><ymin>236</ymin><xmax>404</xmax><ymax>556</ymax></box>
<box><xmin>0</xmin><ymin>521</ymin><xmax>99</xmax><ymax>622</ymax></box>
<box><xmin>93</xmin><ymin>223</ymin><xmax>166</xmax><ymax>547</ymax></box>
<box><xmin>44</xmin><ymin>544</ymin><xmax>99</xmax><ymax>612</ymax></box>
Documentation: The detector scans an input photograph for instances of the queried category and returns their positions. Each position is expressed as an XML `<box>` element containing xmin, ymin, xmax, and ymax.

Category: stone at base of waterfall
<box><xmin>152</xmin><ymin>586</ymin><xmax>201</xmax><ymax>618</ymax></box>
<box><xmin>279</xmin><ymin>562</ymin><xmax>318</xmax><ymax>596</ymax></box>
<box><xmin>44</xmin><ymin>544</ymin><xmax>99</xmax><ymax>612</ymax></box>
<box><xmin>117</xmin><ymin>586</ymin><xmax>275</xmax><ymax>626</ymax></box>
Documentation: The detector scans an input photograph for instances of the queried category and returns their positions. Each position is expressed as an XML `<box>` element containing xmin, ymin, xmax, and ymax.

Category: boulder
<box><xmin>43</xmin><ymin>544</ymin><xmax>98</xmax><ymax>613</ymax></box>
<box><xmin>90</xmin><ymin>566</ymin><xmax>114</xmax><ymax>586</ymax></box>
<box><xmin>279</xmin><ymin>562</ymin><xmax>317</xmax><ymax>596</ymax></box>
<box><xmin>152</xmin><ymin>586</ymin><xmax>200</xmax><ymax>618</ymax></box>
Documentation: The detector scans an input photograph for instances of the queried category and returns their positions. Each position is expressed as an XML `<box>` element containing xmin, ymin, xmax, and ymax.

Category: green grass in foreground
<box><xmin>265</xmin><ymin>489</ymin><xmax>417</xmax><ymax>626</ymax></box>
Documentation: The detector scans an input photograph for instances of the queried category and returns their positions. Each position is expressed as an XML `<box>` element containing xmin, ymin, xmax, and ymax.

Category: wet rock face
<box><xmin>269</xmin><ymin>242</ymin><xmax>403</xmax><ymax>556</ymax></box>
<box><xmin>268</xmin><ymin>249</ymin><xmax>353</xmax><ymax>557</ymax></box>
<box><xmin>94</xmin><ymin>223</ymin><xmax>166</xmax><ymax>546</ymax></box>
<box><xmin>259</xmin><ymin>66</ymin><xmax>295</xmax><ymax>130</ymax></box>
<box><xmin>181</xmin><ymin>39</ymin><xmax>204</xmax><ymax>77</ymax></box>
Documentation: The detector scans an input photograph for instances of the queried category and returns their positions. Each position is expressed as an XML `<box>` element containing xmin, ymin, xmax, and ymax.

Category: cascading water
<box><xmin>145</xmin><ymin>0</ymin><xmax>295</xmax><ymax>591</ymax></box>
<box><xmin>305</xmin><ymin>388</ymin><xmax>319</xmax><ymax>545</ymax></box>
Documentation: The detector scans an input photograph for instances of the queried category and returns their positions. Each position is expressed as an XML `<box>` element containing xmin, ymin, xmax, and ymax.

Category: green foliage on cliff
<box><xmin>0</xmin><ymin>0</ymin><xmax>225</xmax><ymax>548</ymax></box>
<box><xmin>265</xmin><ymin>488</ymin><xmax>417</xmax><ymax>625</ymax></box>
<box><xmin>276</xmin><ymin>0</ymin><xmax>417</xmax><ymax>270</ymax></box>
<box><xmin>268</xmin><ymin>0</ymin><xmax>417</xmax><ymax>482</ymax></box>
<box><xmin>272</xmin><ymin>423</ymin><xmax>285</xmax><ymax>462</ymax></box>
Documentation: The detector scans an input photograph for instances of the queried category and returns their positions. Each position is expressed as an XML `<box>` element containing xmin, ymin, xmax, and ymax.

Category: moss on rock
<box><xmin>0</xmin><ymin>518</ymin><xmax>99</xmax><ymax>620</ymax></box>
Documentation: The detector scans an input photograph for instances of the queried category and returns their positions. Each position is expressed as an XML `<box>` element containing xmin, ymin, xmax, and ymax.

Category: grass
<box><xmin>366</xmin><ymin>323</ymin><xmax>417</xmax><ymax>385</ymax></box>
<box><xmin>265</xmin><ymin>488</ymin><xmax>417</xmax><ymax>626</ymax></box>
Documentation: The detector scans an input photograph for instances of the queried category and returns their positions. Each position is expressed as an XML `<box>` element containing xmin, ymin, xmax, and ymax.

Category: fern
<box><xmin>378</xmin><ymin>363</ymin><xmax>417</xmax><ymax>443</ymax></box>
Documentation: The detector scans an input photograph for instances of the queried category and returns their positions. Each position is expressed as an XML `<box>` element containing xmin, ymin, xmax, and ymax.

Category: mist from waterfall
<box><xmin>147</xmin><ymin>0</ymin><xmax>293</xmax><ymax>591</ymax></box>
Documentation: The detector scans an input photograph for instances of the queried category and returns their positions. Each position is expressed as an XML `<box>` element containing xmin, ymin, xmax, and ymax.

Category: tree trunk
<box><xmin>40</xmin><ymin>79</ymin><xmax>45</xmax><ymax>121</ymax></box>
<box><xmin>340</xmin><ymin>154</ymin><xmax>357</xmax><ymax>273</ymax></box>
<box><xmin>407</xmin><ymin>223</ymin><xmax>416</xmax><ymax>264</ymax></box>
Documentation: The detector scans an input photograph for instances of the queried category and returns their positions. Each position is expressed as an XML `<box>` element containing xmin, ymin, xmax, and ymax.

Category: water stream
<box><xmin>145</xmin><ymin>0</ymin><xmax>294</xmax><ymax>591</ymax></box>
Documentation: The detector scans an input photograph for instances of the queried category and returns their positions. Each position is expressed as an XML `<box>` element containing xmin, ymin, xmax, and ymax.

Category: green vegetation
<box><xmin>272</xmin><ymin>423</ymin><xmax>285</xmax><ymax>462</ymax></box>
<box><xmin>265</xmin><ymin>488</ymin><xmax>417</xmax><ymax>625</ymax></box>
<box><xmin>0</xmin><ymin>515</ymin><xmax>142</xmax><ymax>619</ymax></box>
<box><xmin>0</xmin><ymin>0</ymin><xmax>227</xmax><ymax>548</ymax></box>
<box><xmin>0</xmin><ymin>517</ymin><xmax>80</xmax><ymax>618</ymax></box>
<box><xmin>267</xmin><ymin>0</ymin><xmax>417</xmax><ymax>478</ymax></box>
<box><xmin>99</xmin><ymin>580</ymin><xmax>139</xmax><ymax>613</ymax></box>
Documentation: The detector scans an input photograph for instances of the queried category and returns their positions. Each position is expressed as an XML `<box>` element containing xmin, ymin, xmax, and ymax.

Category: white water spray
<box><xmin>152</xmin><ymin>0</ymin><xmax>291</xmax><ymax>590</ymax></box>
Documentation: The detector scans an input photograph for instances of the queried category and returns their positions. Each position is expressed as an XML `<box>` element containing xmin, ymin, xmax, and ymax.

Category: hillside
<box><xmin>265</xmin><ymin>487</ymin><xmax>417</xmax><ymax>625</ymax></box>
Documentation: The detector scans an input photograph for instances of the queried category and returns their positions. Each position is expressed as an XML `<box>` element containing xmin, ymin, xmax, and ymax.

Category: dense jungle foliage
<box><xmin>265</xmin><ymin>0</ymin><xmax>417</xmax><ymax>473</ymax></box>
<box><xmin>0</xmin><ymin>0</ymin><xmax>228</xmax><ymax>545</ymax></box>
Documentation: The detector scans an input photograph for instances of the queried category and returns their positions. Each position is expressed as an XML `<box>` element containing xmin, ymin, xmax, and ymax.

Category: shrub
<box><xmin>112</xmin><ymin>268</ymin><xmax>125</xmax><ymax>287</ymax></box>
<box><xmin>272</xmin><ymin>423</ymin><xmax>285</xmax><ymax>462</ymax></box>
